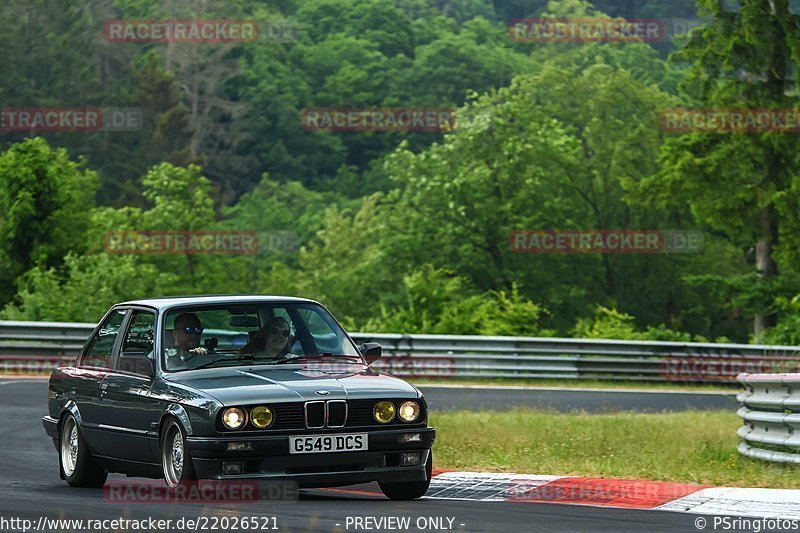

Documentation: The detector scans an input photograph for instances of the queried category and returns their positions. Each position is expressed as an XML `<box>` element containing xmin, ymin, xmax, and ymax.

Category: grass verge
<box><xmin>431</xmin><ymin>409</ymin><xmax>798</xmax><ymax>488</ymax></box>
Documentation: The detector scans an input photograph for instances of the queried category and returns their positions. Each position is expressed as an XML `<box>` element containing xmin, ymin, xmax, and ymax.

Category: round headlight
<box><xmin>398</xmin><ymin>401</ymin><xmax>420</xmax><ymax>422</ymax></box>
<box><xmin>373</xmin><ymin>401</ymin><xmax>395</xmax><ymax>423</ymax></box>
<box><xmin>250</xmin><ymin>406</ymin><xmax>274</xmax><ymax>429</ymax></box>
<box><xmin>222</xmin><ymin>407</ymin><xmax>246</xmax><ymax>430</ymax></box>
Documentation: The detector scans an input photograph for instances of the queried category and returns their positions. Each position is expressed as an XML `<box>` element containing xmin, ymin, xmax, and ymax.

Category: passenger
<box><xmin>240</xmin><ymin>317</ymin><xmax>291</xmax><ymax>359</ymax></box>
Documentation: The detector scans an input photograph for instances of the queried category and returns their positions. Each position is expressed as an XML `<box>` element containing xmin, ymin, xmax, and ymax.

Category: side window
<box><xmin>120</xmin><ymin>310</ymin><xmax>156</xmax><ymax>357</ymax></box>
<box><xmin>80</xmin><ymin>309</ymin><xmax>127</xmax><ymax>370</ymax></box>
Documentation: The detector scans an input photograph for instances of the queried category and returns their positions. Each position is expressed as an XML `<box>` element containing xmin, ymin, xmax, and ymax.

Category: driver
<box><xmin>239</xmin><ymin>317</ymin><xmax>291</xmax><ymax>359</ymax></box>
<box><xmin>166</xmin><ymin>313</ymin><xmax>210</xmax><ymax>368</ymax></box>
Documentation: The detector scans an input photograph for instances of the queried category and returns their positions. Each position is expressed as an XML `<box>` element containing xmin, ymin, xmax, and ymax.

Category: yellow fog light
<box><xmin>373</xmin><ymin>401</ymin><xmax>395</xmax><ymax>423</ymax></box>
<box><xmin>222</xmin><ymin>407</ymin><xmax>246</xmax><ymax>430</ymax></box>
<box><xmin>398</xmin><ymin>401</ymin><xmax>420</xmax><ymax>422</ymax></box>
<box><xmin>250</xmin><ymin>406</ymin><xmax>274</xmax><ymax>429</ymax></box>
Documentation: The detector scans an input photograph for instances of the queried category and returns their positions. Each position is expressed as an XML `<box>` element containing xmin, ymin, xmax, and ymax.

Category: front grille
<box><xmin>346</xmin><ymin>400</ymin><xmax>377</xmax><ymax>427</ymax></box>
<box><xmin>305</xmin><ymin>401</ymin><xmax>325</xmax><ymax>428</ymax></box>
<box><xmin>270</xmin><ymin>404</ymin><xmax>304</xmax><ymax>431</ymax></box>
<box><xmin>327</xmin><ymin>400</ymin><xmax>347</xmax><ymax>427</ymax></box>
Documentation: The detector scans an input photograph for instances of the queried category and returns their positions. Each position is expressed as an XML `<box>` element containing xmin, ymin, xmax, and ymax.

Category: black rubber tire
<box><xmin>59</xmin><ymin>413</ymin><xmax>108</xmax><ymax>488</ymax></box>
<box><xmin>378</xmin><ymin>450</ymin><xmax>433</xmax><ymax>501</ymax></box>
<box><xmin>161</xmin><ymin>418</ymin><xmax>197</xmax><ymax>491</ymax></box>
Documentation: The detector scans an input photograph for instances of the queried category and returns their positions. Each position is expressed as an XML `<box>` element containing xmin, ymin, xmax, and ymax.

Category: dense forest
<box><xmin>2</xmin><ymin>0</ymin><xmax>800</xmax><ymax>344</ymax></box>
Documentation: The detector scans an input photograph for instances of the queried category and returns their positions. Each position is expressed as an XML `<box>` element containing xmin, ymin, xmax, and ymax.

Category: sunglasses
<box><xmin>180</xmin><ymin>326</ymin><xmax>204</xmax><ymax>335</ymax></box>
<box><xmin>270</xmin><ymin>326</ymin><xmax>290</xmax><ymax>338</ymax></box>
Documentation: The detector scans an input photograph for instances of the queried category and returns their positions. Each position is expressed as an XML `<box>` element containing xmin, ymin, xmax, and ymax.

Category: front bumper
<box><xmin>185</xmin><ymin>427</ymin><xmax>435</xmax><ymax>487</ymax></box>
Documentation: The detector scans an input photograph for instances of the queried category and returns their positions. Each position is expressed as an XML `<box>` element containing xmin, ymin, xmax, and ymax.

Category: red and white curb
<box><xmin>418</xmin><ymin>472</ymin><xmax>800</xmax><ymax>518</ymax></box>
<box><xmin>657</xmin><ymin>488</ymin><xmax>800</xmax><ymax>519</ymax></box>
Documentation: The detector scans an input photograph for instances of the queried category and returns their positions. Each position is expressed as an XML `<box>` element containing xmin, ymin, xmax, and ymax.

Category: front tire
<box><xmin>59</xmin><ymin>414</ymin><xmax>107</xmax><ymax>487</ymax></box>
<box><xmin>161</xmin><ymin>419</ymin><xmax>196</xmax><ymax>490</ymax></box>
<box><xmin>378</xmin><ymin>451</ymin><xmax>433</xmax><ymax>501</ymax></box>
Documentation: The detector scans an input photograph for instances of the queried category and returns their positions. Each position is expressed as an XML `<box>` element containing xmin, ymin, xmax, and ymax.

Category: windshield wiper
<box><xmin>298</xmin><ymin>353</ymin><xmax>363</xmax><ymax>362</ymax></box>
<box><xmin>309</xmin><ymin>352</ymin><xmax>362</xmax><ymax>358</ymax></box>
<box><xmin>191</xmin><ymin>354</ymin><xmax>253</xmax><ymax>371</ymax></box>
<box><xmin>268</xmin><ymin>354</ymin><xmax>308</xmax><ymax>365</ymax></box>
<box><xmin>268</xmin><ymin>353</ymin><xmax>362</xmax><ymax>365</ymax></box>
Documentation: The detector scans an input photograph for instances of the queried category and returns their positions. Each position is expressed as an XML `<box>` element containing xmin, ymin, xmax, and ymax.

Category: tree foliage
<box><xmin>0</xmin><ymin>138</ymin><xmax>99</xmax><ymax>303</ymax></box>
<box><xmin>3</xmin><ymin>0</ymin><xmax>791</xmax><ymax>343</ymax></box>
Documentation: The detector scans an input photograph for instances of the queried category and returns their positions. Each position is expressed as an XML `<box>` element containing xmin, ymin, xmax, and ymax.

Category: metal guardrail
<box><xmin>736</xmin><ymin>373</ymin><xmax>800</xmax><ymax>464</ymax></box>
<box><xmin>2</xmin><ymin>320</ymin><xmax>800</xmax><ymax>382</ymax></box>
<box><xmin>358</xmin><ymin>332</ymin><xmax>800</xmax><ymax>382</ymax></box>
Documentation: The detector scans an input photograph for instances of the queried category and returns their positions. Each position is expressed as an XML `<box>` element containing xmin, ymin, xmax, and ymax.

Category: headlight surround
<box><xmin>398</xmin><ymin>400</ymin><xmax>421</xmax><ymax>422</ymax></box>
<box><xmin>222</xmin><ymin>407</ymin><xmax>247</xmax><ymax>430</ymax></box>
<box><xmin>250</xmin><ymin>406</ymin><xmax>274</xmax><ymax>429</ymax></box>
<box><xmin>373</xmin><ymin>401</ymin><xmax>396</xmax><ymax>423</ymax></box>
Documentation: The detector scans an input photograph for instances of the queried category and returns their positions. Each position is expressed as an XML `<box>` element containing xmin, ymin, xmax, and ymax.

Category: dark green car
<box><xmin>42</xmin><ymin>295</ymin><xmax>435</xmax><ymax>500</ymax></box>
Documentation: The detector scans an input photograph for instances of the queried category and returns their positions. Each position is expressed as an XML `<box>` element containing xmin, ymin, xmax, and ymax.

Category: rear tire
<box><xmin>59</xmin><ymin>414</ymin><xmax>107</xmax><ymax>488</ymax></box>
<box><xmin>378</xmin><ymin>451</ymin><xmax>432</xmax><ymax>501</ymax></box>
<box><xmin>161</xmin><ymin>418</ymin><xmax>196</xmax><ymax>490</ymax></box>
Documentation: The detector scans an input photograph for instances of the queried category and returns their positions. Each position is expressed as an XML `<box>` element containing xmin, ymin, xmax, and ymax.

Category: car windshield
<box><xmin>162</xmin><ymin>302</ymin><xmax>360</xmax><ymax>372</ymax></box>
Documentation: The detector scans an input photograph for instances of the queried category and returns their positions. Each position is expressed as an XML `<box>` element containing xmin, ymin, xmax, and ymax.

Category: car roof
<box><xmin>117</xmin><ymin>294</ymin><xmax>319</xmax><ymax>310</ymax></box>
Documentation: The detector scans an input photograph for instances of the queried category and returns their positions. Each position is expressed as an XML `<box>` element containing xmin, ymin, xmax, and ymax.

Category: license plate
<box><xmin>289</xmin><ymin>433</ymin><xmax>368</xmax><ymax>454</ymax></box>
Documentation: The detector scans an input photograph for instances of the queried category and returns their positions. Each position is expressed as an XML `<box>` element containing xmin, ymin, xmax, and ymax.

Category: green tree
<box><xmin>137</xmin><ymin>163</ymin><xmax>216</xmax><ymax>289</ymax></box>
<box><xmin>0</xmin><ymin>138</ymin><xmax>99</xmax><ymax>305</ymax></box>
<box><xmin>380</xmin><ymin>56</ymin><xmax>686</xmax><ymax>331</ymax></box>
<box><xmin>572</xmin><ymin>305</ymin><xmax>700</xmax><ymax>341</ymax></box>
<box><xmin>295</xmin><ymin>0</ymin><xmax>415</xmax><ymax>57</ymax></box>
<box><xmin>638</xmin><ymin>0</ymin><xmax>800</xmax><ymax>335</ymax></box>
<box><xmin>362</xmin><ymin>265</ymin><xmax>550</xmax><ymax>335</ymax></box>
<box><xmin>94</xmin><ymin>52</ymin><xmax>196</xmax><ymax>206</ymax></box>
<box><xmin>397</xmin><ymin>18</ymin><xmax>530</xmax><ymax>106</ymax></box>
<box><xmin>0</xmin><ymin>252</ymin><xmax>177</xmax><ymax>322</ymax></box>
<box><xmin>215</xmin><ymin>175</ymin><xmax>349</xmax><ymax>293</ymax></box>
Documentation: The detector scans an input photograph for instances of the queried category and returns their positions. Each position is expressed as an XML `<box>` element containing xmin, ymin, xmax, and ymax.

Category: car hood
<box><xmin>163</xmin><ymin>362</ymin><xmax>420</xmax><ymax>405</ymax></box>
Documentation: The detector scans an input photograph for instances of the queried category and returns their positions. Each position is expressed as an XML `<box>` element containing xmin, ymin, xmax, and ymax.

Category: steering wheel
<box><xmin>180</xmin><ymin>337</ymin><xmax>219</xmax><ymax>361</ymax></box>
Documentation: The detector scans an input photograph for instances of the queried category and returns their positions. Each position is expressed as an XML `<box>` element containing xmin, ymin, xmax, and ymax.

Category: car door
<box><xmin>94</xmin><ymin>308</ymin><xmax>160</xmax><ymax>463</ymax></box>
<box><xmin>74</xmin><ymin>308</ymin><xmax>128</xmax><ymax>452</ymax></box>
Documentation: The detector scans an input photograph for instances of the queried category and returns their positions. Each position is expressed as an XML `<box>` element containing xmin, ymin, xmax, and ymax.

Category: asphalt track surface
<box><xmin>419</xmin><ymin>384</ymin><xmax>739</xmax><ymax>412</ymax></box>
<box><xmin>0</xmin><ymin>380</ymin><xmax>763</xmax><ymax>533</ymax></box>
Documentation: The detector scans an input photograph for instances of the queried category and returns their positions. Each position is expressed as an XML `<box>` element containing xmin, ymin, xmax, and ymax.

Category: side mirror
<box><xmin>359</xmin><ymin>342</ymin><xmax>382</xmax><ymax>363</ymax></box>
